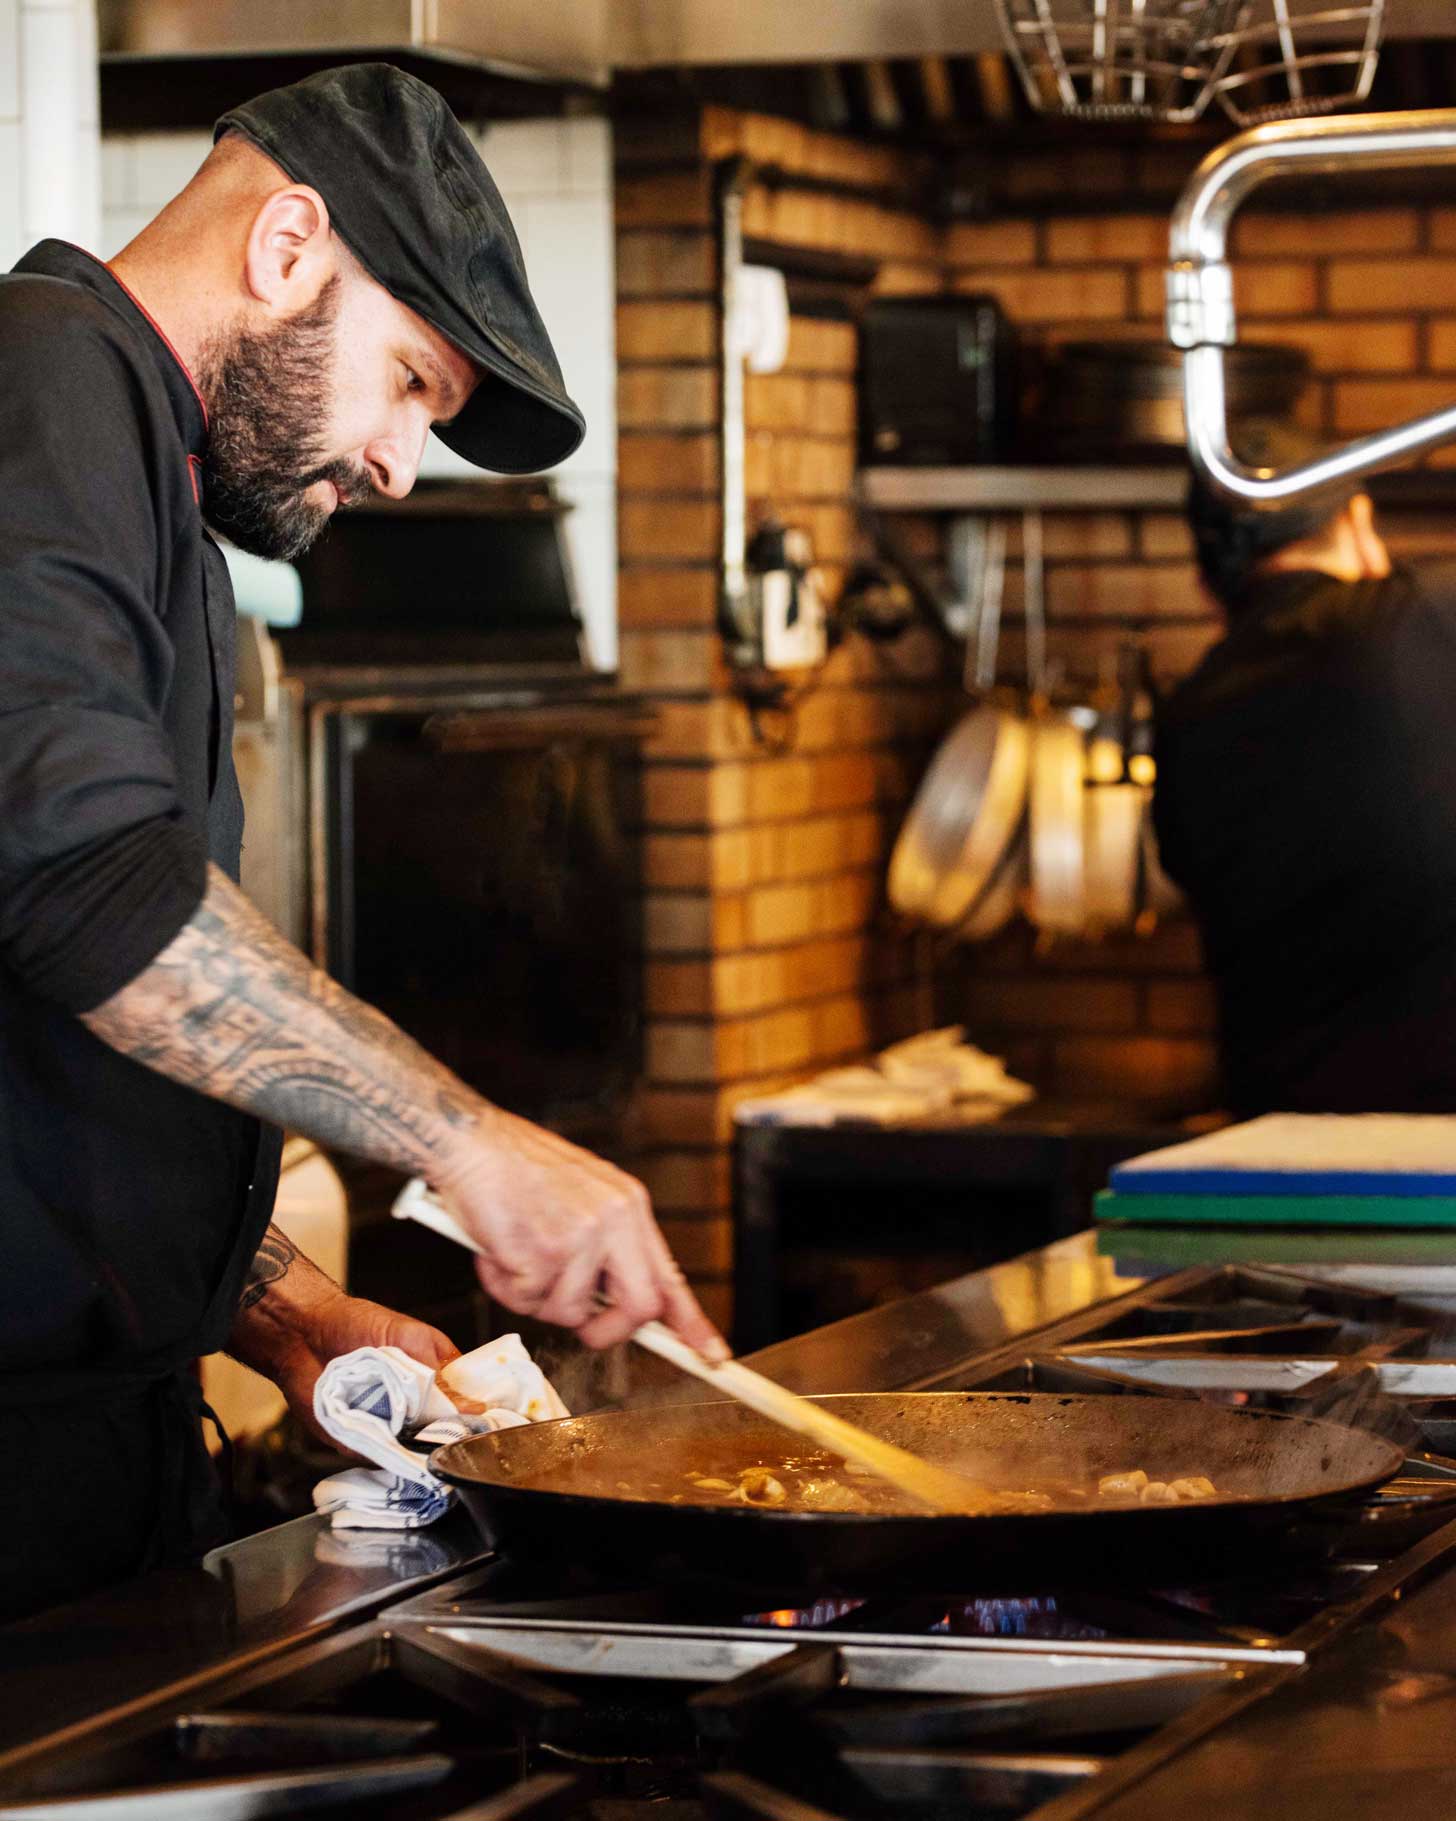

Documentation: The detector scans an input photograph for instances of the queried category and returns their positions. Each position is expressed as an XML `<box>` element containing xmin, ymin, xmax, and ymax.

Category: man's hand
<box><xmin>82</xmin><ymin>864</ymin><xmax>729</xmax><ymax>1362</ymax></box>
<box><xmin>227</xmin><ymin>1224</ymin><xmax>459</xmax><ymax>1446</ymax></box>
<box><xmin>433</xmin><ymin>1104</ymin><xmax>728</xmax><ymax>1358</ymax></box>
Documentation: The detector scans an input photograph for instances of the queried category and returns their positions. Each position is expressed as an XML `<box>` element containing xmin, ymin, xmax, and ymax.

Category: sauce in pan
<box><xmin>571</xmin><ymin>1451</ymin><xmax>1219</xmax><ymax>1515</ymax></box>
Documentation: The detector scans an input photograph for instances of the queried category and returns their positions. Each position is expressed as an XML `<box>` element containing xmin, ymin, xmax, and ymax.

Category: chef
<box><xmin>0</xmin><ymin>64</ymin><xmax>724</xmax><ymax>1623</ymax></box>
<box><xmin>1152</xmin><ymin>419</ymin><xmax>1456</xmax><ymax>1117</ymax></box>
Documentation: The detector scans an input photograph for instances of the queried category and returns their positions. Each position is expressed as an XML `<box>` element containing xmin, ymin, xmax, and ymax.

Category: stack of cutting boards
<box><xmin>1097</xmin><ymin>1115</ymin><xmax>1456</xmax><ymax>1227</ymax></box>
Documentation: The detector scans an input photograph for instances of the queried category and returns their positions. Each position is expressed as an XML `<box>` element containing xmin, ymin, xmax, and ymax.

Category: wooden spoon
<box><xmin>392</xmin><ymin>1179</ymin><xmax>995</xmax><ymax>1516</ymax></box>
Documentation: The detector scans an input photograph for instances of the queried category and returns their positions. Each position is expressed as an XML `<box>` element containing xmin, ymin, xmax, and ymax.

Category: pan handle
<box><xmin>1022</xmin><ymin>509</ymin><xmax>1046</xmax><ymax>705</ymax></box>
<box><xmin>969</xmin><ymin>516</ymin><xmax>1007</xmax><ymax>694</ymax></box>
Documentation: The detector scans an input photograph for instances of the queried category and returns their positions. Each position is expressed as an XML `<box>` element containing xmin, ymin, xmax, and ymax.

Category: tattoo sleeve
<box><xmin>81</xmin><ymin>863</ymin><xmax>483</xmax><ymax>1173</ymax></box>
<box><xmin>237</xmin><ymin>1223</ymin><xmax>299</xmax><ymax>1312</ymax></box>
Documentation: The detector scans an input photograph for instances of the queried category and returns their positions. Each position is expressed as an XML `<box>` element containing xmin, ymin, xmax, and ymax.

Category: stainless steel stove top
<box><xmin>10</xmin><ymin>1235</ymin><xmax>1456</xmax><ymax>1817</ymax></box>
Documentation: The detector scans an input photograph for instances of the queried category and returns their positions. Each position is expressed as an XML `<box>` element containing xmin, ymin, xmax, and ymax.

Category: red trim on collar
<box><xmin>61</xmin><ymin>243</ymin><xmax>210</xmax><ymax>433</ymax></box>
<box><xmin>187</xmin><ymin>454</ymin><xmax>203</xmax><ymax>505</ymax></box>
<box><xmin>104</xmin><ymin>265</ymin><xmax>210</xmax><ymax>432</ymax></box>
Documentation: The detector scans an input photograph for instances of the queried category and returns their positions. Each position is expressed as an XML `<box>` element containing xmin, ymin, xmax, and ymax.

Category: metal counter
<box><xmin>0</xmin><ymin>1507</ymin><xmax>489</xmax><ymax>1753</ymax></box>
<box><xmin>10</xmin><ymin>1222</ymin><xmax>1456</xmax><ymax>1811</ymax></box>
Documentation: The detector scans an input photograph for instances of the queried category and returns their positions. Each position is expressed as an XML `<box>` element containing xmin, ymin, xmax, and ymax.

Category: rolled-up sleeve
<box><xmin>0</xmin><ymin>297</ymin><xmax>206</xmax><ymax>1012</ymax></box>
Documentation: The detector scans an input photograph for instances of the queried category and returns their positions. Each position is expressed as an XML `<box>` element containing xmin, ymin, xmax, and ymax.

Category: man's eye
<box><xmin>404</xmin><ymin>368</ymin><xmax>425</xmax><ymax>394</ymax></box>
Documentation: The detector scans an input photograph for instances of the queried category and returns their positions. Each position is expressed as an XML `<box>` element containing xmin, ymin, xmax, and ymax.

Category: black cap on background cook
<box><xmin>1187</xmin><ymin>418</ymin><xmax>1361</xmax><ymax>612</ymax></box>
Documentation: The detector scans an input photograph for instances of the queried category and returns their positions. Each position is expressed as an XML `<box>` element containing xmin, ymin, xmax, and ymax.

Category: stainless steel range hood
<box><xmin>98</xmin><ymin>0</ymin><xmax>1456</xmax><ymax>81</ymax></box>
<box><xmin>96</xmin><ymin>0</ymin><xmax>1033</xmax><ymax>88</ymax></box>
<box><xmin>97</xmin><ymin>0</ymin><xmax>1456</xmax><ymax>139</ymax></box>
<box><xmin>99</xmin><ymin>0</ymin><xmax>618</xmax><ymax>87</ymax></box>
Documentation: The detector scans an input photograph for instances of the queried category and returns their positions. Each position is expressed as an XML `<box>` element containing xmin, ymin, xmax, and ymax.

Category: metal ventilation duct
<box><xmin>96</xmin><ymin>0</ymin><xmax>1456</xmax><ymax>136</ymax></box>
<box><xmin>97</xmin><ymin>1</ymin><xmax>1017</xmax><ymax>87</ymax></box>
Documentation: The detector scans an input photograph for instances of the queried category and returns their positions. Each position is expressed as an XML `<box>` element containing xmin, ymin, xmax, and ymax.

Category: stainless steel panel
<box><xmin>741</xmin><ymin>1232</ymin><xmax>1155</xmax><ymax>1396</ymax></box>
<box><xmin>1058</xmin><ymin>1352</ymin><xmax>1456</xmax><ymax>1395</ymax></box>
<box><xmin>418</xmin><ymin>1619</ymin><xmax>1302</xmax><ymax>1692</ymax></box>
<box><xmin>0</xmin><ymin>1755</ymin><xmax>453</xmax><ymax>1819</ymax></box>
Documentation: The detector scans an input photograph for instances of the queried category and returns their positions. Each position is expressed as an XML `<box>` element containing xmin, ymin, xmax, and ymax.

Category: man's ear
<box><xmin>241</xmin><ymin>185</ymin><xmax>333</xmax><ymax>315</ymax></box>
<box><xmin>1347</xmin><ymin>492</ymin><xmax>1392</xmax><ymax>581</ymax></box>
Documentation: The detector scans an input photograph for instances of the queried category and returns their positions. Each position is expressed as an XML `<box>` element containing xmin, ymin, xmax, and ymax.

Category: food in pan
<box><xmin>627</xmin><ymin>1457</ymin><xmax>1220</xmax><ymax>1515</ymax></box>
<box><xmin>1097</xmin><ymin>1470</ymin><xmax>1217</xmax><ymax>1505</ymax></box>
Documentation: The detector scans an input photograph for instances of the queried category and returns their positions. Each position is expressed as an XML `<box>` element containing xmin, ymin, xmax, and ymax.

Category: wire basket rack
<box><xmin>1202</xmin><ymin>1</ymin><xmax>1385</xmax><ymax>126</ymax></box>
<box><xmin>995</xmin><ymin>0</ymin><xmax>1385</xmax><ymax>126</ymax></box>
<box><xmin>996</xmin><ymin>0</ymin><xmax>1252</xmax><ymax>122</ymax></box>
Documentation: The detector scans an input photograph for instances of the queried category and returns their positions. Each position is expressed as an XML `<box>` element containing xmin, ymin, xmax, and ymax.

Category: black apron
<box><xmin>0</xmin><ymin>535</ymin><xmax>281</xmax><ymax>1625</ymax></box>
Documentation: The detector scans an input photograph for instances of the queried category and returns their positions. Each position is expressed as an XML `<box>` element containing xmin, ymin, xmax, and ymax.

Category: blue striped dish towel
<box><xmin>311</xmin><ymin>1337</ymin><xmax>568</xmax><ymax>1531</ymax></box>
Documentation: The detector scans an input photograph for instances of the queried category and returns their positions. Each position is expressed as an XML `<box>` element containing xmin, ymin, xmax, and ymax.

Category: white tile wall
<box><xmin>424</xmin><ymin>113</ymin><xmax>618</xmax><ymax>668</ymax></box>
<box><xmin>0</xmin><ymin>0</ymin><xmax>20</xmax><ymax>121</ymax></box>
<box><xmin>130</xmin><ymin>130</ymin><xmax>208</xmax><ymax>205</ymax></box>
<box><xmin>73</xmin><ymin>0</ymin><xmax>98</xmax><ymax>243</ymax></box>
<box><xmin>108</xmin><ymin>124</ymin><xmax>209</xmax><ymax>213</ymax></box>
<box><xmin>97</xmin><ymin>112</ymin><xmax>620</xmax><ymax>668</ymax></box>
<box><xmin>96</xmin><ymin>206</ymin><xmax>152</xmax><ymax>259</ymax></box>
<box><xmin>470</xmin><ymin>116</ymin><xmax>568</xmax><ymax>198</ymax></box>
<box><xmin>100</xmin><ymin>132</ymin><xmax>137</xmax><ymax>211</ymax></box>
<box><xmin>0</xmin><ymin>123</ymin><xmax>21</xmax><ymax>274</ymax></box>
<box><xmin>558</xmin><ymin>470</ymin><xmax>618</xmax><ymax>672</ymax></box>
<box><xmin>559</xmin><ymin>113</ymin><xmax>611</xmax><ymax>197</ymax></box>
<box><xmin>519</xmin><ymin>192</ymin><xmax>616</xmax><ymax>473</ymax></box>
<box><xmin>98</xmin><ymin>124</ymin><xmax>207</xmax><ymax>257</ymax></box>
<box><xmin>9</xmin><ymin>0</ymin><xmax>100</xmax><ymax>260</ymax></box>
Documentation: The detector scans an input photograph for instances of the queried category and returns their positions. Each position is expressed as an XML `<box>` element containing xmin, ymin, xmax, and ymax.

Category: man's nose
<box><xmin>364</xmin><ymin>416</ymin><xmax>430</xmax><ymax>500</ymax></box>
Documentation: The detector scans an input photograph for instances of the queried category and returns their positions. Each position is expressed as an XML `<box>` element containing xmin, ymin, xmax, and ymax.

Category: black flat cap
<box><xmin>215</xmin><ymin>63</ymin><xmax>585</xmax><ymax>474</ymax></box>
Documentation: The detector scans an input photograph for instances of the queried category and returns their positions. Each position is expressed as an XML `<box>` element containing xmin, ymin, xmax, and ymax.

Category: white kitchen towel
<box><xmin>312</xmin><ymin>1462</ymin><xmax>459</xmax><ymax>1530</ymax></box>
<box><xmin>311</xmin><ymin>1334</ymin><xmax>568</xmax><ymax>1531</ymax></box>
<box><xmin>734</xmin><ymin>1028</ymin><xmax>1034</xmax><ymax>1128</ymax></box>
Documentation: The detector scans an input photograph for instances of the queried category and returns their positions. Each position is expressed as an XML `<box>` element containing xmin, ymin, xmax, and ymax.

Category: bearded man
<box><xmin>0</xmin><ymin>64</ymin><xmax>723</xmax><ymax>1623</ymax></box>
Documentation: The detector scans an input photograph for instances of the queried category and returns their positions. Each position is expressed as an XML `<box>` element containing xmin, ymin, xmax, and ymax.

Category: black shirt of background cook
<box><xmin>1154</xmin><ymin>563</ymin><xmax>1456</xmax><ymax>1117</ymax></box>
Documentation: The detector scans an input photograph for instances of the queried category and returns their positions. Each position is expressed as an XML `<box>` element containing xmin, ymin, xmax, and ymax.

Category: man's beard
<box><xmin>197</xmin><ymin>276</ymin><xmax>371</xmax><ymax>562</ymax></box>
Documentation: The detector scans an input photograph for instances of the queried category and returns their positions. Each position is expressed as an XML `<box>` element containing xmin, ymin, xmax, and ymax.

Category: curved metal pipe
<box><xmin>1168</xmin><ymin>109</ymin><xmax>1456</xmax><ymax>505</ymax></box>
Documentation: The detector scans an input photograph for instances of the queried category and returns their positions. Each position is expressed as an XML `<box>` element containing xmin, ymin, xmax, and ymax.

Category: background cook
<box><xmin>1154</xmin><ymin>419</ymin><xmax>1456</xmax><ymax>1116</ymax></box>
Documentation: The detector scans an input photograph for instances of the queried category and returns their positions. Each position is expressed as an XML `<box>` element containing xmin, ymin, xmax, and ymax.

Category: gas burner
<box><xmin>740</xmin><ymin>1598</ymin><xmax>867</xmax><ymax>1630</ymax></box>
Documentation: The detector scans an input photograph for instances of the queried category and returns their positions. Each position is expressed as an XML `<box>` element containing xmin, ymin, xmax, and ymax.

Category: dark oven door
<box><xmin>311</xmin><ymin>696</ymin><xmax>651</xmax><ymax>1149</ymax></box>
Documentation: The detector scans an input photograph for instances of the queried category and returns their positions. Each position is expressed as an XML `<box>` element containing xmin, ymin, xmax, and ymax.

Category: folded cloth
<box><xmin>312</xmin><ymin>1463</ymin><xmax>456</xmax><ymax>1530</ymax></box>
<box><xmin>734</xmin><ymin>1028</ymin><xmax>1034</xmax><ymax>1128</ymax></box>
<box><xmin>311</xmin><ymin>1334</ymin><xmax>568</xmax><ymax>1531</ymax></box>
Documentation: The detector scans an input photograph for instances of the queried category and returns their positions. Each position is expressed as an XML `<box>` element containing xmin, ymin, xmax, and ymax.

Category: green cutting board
<box><xmin>1095</xmin><ymin>1188</ymin><xmax>1456</xmax><ymax>1227</ymax></box>
<box><xmin>1095</xmin><ymin>1222</ymin><xmax>1456</xmax><ymax>1270</ymax></box>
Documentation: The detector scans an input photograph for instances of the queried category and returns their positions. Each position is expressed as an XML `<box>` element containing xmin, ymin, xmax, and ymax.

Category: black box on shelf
<box><xmin>859</xmin><ymin>294</ymin><xmax>1018</xmax><ymax>467</ymax></box>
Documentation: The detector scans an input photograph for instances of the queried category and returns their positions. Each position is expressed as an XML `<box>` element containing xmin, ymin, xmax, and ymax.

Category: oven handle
<box><xmin>1168</xmin><ymin>109</ymin><xmax>1456</xmax><ymax>505</ymax></box>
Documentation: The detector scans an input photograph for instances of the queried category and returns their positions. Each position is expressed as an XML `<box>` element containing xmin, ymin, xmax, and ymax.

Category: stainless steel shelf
<box><xmin>858</xmin><ymin>465</ymin><xmax>1190</xmax><ymax>512</ymax></box>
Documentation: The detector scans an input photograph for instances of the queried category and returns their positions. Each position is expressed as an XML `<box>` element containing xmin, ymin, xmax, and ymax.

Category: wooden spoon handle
<box><xmin>391</xmin><ymin>1180</ymin><xmax>988</xmax><ymax>1515</ymax></box>
<box><xmin>628</xmin><ymin>1319</ymin><xmax>990</xmax><ymax>1514</ymax></box>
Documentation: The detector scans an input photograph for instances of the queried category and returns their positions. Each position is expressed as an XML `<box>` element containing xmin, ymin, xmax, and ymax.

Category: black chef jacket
<box><xmin>1153</xmin><ymin>562</ymin><xmax>1456</xmax><ymax>1117</ymax></box>
<box><xmin>0</xmin><ymin>242</ymin><xmax>282</xmax><ymax>1617</ymax></box>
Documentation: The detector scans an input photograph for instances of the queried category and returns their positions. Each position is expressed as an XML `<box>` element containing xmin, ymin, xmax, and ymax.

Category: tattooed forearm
<box><xmin>81</xmin><ymin>864</ymin><xmax>485</xmax><ymax>1174</ymax></box>
<box><xmin>237</xmin><ymin>1224</ymin><xmax>299</xmax><ymax>1312</ymax></box>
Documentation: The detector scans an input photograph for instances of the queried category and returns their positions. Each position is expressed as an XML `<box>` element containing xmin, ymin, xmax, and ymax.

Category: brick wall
<box><xmin>616</xmin><ymin>109</ymin><xmax>955</xmax><ymax>1330</ymax></box>
<box><xmin>615</xmin><ymin>113</ymin><xmax>1456</xmax><ymax>1326</ymax></box>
